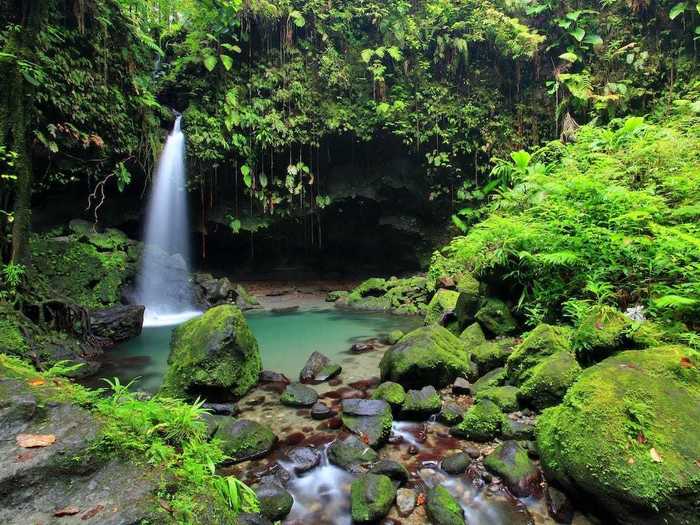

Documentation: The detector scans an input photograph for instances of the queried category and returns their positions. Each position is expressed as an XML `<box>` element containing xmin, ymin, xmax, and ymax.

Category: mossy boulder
<box><xmin>475</xmin><ymin>385</ymin><xmax>520</xmax><ymax>412</ymax></box>
<box><xmin>350</xmin><ymin>473</ymin><xmax>396</xmax><ymax>523</ymax></box>
<box><xmin>439</xmin><ymin>403</ymin><xmax>464</xmax><ymax>426</ymax></box>
<box><xmin>471</xmin><ymin>366</ymin><xmax>507</xmax><ymax>394</ymax></box>
<box><xmin>453</xmin><ymin>273</ymin><xmax>482</xmax><ymax>325</ymax></box>
<box><xmin>426</xmin><ymin>485</ymin><xmax>466</xmax><ymax>525</ymax></box>
<box><xmin>328</xmin><ymin>435</ymin><xmax>378</xmax><ymax>471</ymax></box>
<box><xmin>475</xmin><ymin>298</ymin><xmax>517</xmax><ymax>336</ymax></box>
<box><xmin>379</xmin><ymin>325</ymin><xmax>475</xmax><ymax>389</ymax></box>
<box><xmin>326</xmin><ymin>290</ymin><xmax>349</xmax><ymax>302</ymax></box>
<box><xmin>518</xmin><ymin>351</ymin><xmax>582</xmax><ymax>410</ymax></box>
<box><xmin>459</xmin><ymin>322</ymin><xmax>486</xmax><ymax>348</ymax></box>
<box><xmin>536</xmin><ymin>346</ymin><xmax>700</xmax><ymax>525</ymax></box>
<box><xmin>572</xmin><ymin>305</ymin><xmax>633</xmax><ymax>363</ymax></box>
<box><xmin>214</xmin><ymin>419</ymin><xmax>277</xmax><ymax>463</ymax></box>
<box><xmin>400</xmin><ymin>385</ymin><xmax>441</xmax><ymax>419</ymax></box>
<box><xmin>371</xmin><ymin>381</ymin><xmax>406</xmax><ymax>410</ymax></box>
<box><xmin>450</xmin><ymin>399</ymin><xmax>505</xmax><ymax>441</ymax></box>
<box><xmin>384</xmin><ymin>330</ymin><xmax>405</xmax><ymax>345</ymax></box>
<box><xmin>280</xmin><ymin>383</ymin><xmax>318</xmax><ymax>407</ymax></box>
<box><xmin>472</xmin><ymin>338</ymin><xmax>516</xmax><ymax>375</ymax></box>
<box><xmin>0</xmin><ymin>308</ymin><xmax>27</xmax><ymax>357</ymax></box>
<box><xmin>341</xmin><ymin>399</ymin><xmax>393</xmax><ymax>448</ymax></box>
<box><xmin>161</xmin><ymin>305</ymin><xmax>262</xmax><ymax>400</ymax></box>
<box><xmin>506</xmin><ymin>324</ymin><xmax>572</xmax><ymax>383</ymax></box>
<box><xmin>424</xmin><ymin>289</ymin><xmax>460</xmax><ymax>327</ymax></box>
<box><xmin>255</xmin><ymin>481</ymin><xmax>293</xmax><ymax>521</ymax></box>
<box><xmin>484</xmin><ymin>441</ymin><xmax>541</xmax><ymax>497</ymax></box>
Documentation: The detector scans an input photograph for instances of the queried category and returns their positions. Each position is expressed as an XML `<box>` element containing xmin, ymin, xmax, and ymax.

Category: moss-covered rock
<box><xmin>214</xmin><ymin>419</ymin><xmax>277</xmax><ymax>463</ymax></box>
<box><xmin>450</xmin><ymin>399</ymin><xmax>505</xmax><ymax>441</ymax></box>
<box><xmin>536</xmin><ymin>346</ymin><xmax>700</xmax><ymax>524</ymax></box>
<box><xmin>326</xmin><ymin>290</ymin><xmax>349</xmax><ymax>302</ymax></box>
<box><xmin>572</xmin><ymin>305</ymin><xmax>633</xmax><ymax>363</ymax></box>
<box><xmin>484</xmin><ymin>441</ymin><xmax>541</xmax><ymax>497</ymax></box>
<box><xmin>371</xmin><ymin>381</ymin><xmax>406</xmax><ymax>410</ymax></box>
<box><xmin>453</xmin><ymin>273</ymin><xmax>482</xmax><ymax>325</ymax></box>
<box><xmin>438</xmin><ymin>402</ymin><xmax>464</xmax><ymax>426</ymax></box>
<box><xmin>424</xmin><ymin>289</ymin><xmax>460</xmax><ymax>326</ymax></box>
<box><xmin>161</xmin><ymin>305</ymin><xmax>262</xmax><ymax>400</ymax></box>
<box><xmin>426</xmin><ymin>485</ymin><xmax>466</xmax><ymax>525</ymax></box>
<box><xmin>400</xmin><ymin>385</ymin><xmax>441</xmax><ymax>419</ymax></box>
<box><xmin>459</xmin><ymin>322</ymin><xmax>486</xmax><ymax>348</ymax></box>
<box><xmin>379</xmin><ymin>325</ymin><xmax>475</xmax><ymax>388</ymax></box>
<box><xmin>255</xmin><ymin>481</ymin><xmax>293</xmax><ymax>521</ymax></box>
<box><xmin>327</xmin><ymin>435</ymin><xmax>378</xmax><ymax>470</ymax></box>
<box><xmin>475</xmin><ymin>298</ymin><xmax>517</xmax><ymax>336</ymax></box>
<box><xmin>0</xmin><ymin>308</ymin><xmax>27</xmax><ymax>357</ymax></box>
<box><xmin>471</xmin><ymin>366</ymin><xmax>507</xmax><ymax>394</ymax></box>
<box><xmin>506</xmin><ymin>324</ymin><xmax>572</xmax><ymax>383</ymax></box>
<box><xmin>472</xmin><ymin>338</ymin><xmax>516</xmax><ymax>375</ymax></box>
<box><xmin>350</xmin><ymin>473</ymin><xmax>396</xmax><ymax>523</ymax></box>
<box><xmin>337</xmin><ymin>276</ymin><xmax>430</xmax><ymax>316</ymax></box>
<box><xmin>384</xmin><ymin>330</ymin><xmax>405</xmax><ymax>345</ymax></box>
<box><xmin>341</xmin><ymin>399</ymin><xmax>393</xmax><ymax>448</ymax></box>
<box><xmin>280</xmin><ymin>383</ymin><xmax>319</xmax><ymax>407</ymax></box>
<box><xmin>475</xmin><ymin>385</ymin><xmax>520</xmax><ymax>412</ymax></box>
<box><xmin>518</xmin><ymin>351</ymin><xmax>582</xmax><ymax>410</ymax></box>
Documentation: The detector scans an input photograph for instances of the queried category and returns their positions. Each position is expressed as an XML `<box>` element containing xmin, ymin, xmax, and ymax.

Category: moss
<box><xmin>350</xmin><ymin>473</ymin><xmax>396</xmax><ymax>523</ymax></box>
<box><xmin>475</xmin><ymin>385</ymin><xmax>520</xmax><ymax>412</ymax></box>
<box><xmin>85</xmin><ymin>228</ymin><xmax>129</xmax><ymax>250</ymax></box>
<box><xmin>326</xmin><ymin>290</ymin><xmax>348</xmax><ymax>302</ymax></box>
<box><xmin>629</xmin><ymin>321</ymin><xmax>668</xmax><ymax>348</ymax></box>
<box><xmin>161</xmin><ymin>305</ymin><xmax>262</xmax><ymax>400</ymax></box>
<box><xmin>371</xmin><ymin>381</ymin><xmax>406</xmax><ymax>409</ymax></box>
<box><xmin>401</xmin><ymin>385</ymin><xmax>441</xmax><ymax>418</ymax></box>
<box><xmin>536</xmin><ymin>346</ymin><xmax>700</xmax><ymax>523</ymax></box>
<box><xmin>341</xmin><ymin>402</ymin><xmax>394</xmax><ymax>448</ymax></box>
<box><xmin>379</xmin><ymin>325</ymin><xmax>475</xmax><ymax>388</ymax></box>
<box><xmin>518</xmin><ymin>351</ymin><xmax>582</xmax><ymax>410</ymax></box>
<box><xmin>472</xmin><ymin>338</ymin><xmax>515</xmax><ymax>375</ymax></box>
<box><xmin>426</xmin><ymin>485</ymin><xmax>466</xmax><ymax>525</ymax></box>
<box><xmin>483</xmin><ymin>441</ymin><xmax>539</xmax><ymax>496</ymax></box>
<box><xmin>450</xmin><ymin>399</ymin><xmax>505</xmax><ymax>441</ymax></box>
<box><xmin>506</xmin><ymin>324</ymin><xmax>572</xmax><ymax>383</ymax></box>
<box><xmin>454</xmin><ymin>273</ymin><xmax>482</xmax><ymax>325</ymax></box>
<box><xmin>424</xmin><ymin>289</ymin><xmax>460</xmax><ymax>326</ymax></box>
<box><xmin>459</xmin><ymin>322</ymin><xmax>486</xmax><ymax>347</ymax></box>
<box><xmin>212</xmin><ymin>418</ymin><xmax>276</xmax><ymax>463</ymax></box>
<box><xmin>354</xmin><ymin>278</ymin><xmax>389</xmax><ymax>296</ymax></box>
<box><xmin>475</xmin><ymin>298</ymin><xmax>517</xmax><ymax>335</ymax></box>
<box><xmin>0</xmin><ymin>310</ymin><xmax>27</xmax><ymax>356</ymax></box>
<box><xmin>385</xmin><ymin>330</ymin><xmax>405</xmax><ymax>344</ymax></box>
<box><xmin>471</xmin><ymin>366</ymin><xmax>507</xmax><ymax>394</ymax></box>
<box><xmin>572</xmin><ymin>305</ymin><xmax>633</xmax><ymax>363</ymax></box>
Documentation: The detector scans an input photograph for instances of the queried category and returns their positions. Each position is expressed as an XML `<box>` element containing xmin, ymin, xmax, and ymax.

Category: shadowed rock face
<box><xmin>89</xmin><ymin>304</ymin><xmax>145</xmax><ymax>346</ymax></box>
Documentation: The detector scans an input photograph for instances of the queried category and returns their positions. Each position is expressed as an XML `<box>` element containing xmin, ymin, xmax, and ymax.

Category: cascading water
<box><xmin>136</xmin><ymin>115</ymin><xmax>200</xmax><ymax>326</ymax></box>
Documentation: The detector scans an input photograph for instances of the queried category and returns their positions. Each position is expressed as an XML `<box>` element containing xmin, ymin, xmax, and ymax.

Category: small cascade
<box><xmin>136</xmin><ymin>115</ymin><xmax>199</xmax><ymax>326</ymax></box>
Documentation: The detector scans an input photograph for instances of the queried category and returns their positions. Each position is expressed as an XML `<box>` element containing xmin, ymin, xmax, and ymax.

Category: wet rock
<box><xmin>424</xmin><ymin>289</ymin><xmax>460</xmax><ymax>328</ymax></box>
<box><xmin>451</xmin><ymin>377</ymin><xmax>472</xmax><ymax>395</ymax></box>
<box><xmin>314</xmin><ymin>363</ymin><xmax>342</xmax><ymax>383</ymax></box>
<box><xmin>285</xmin><ymin>446</ymin><xmax>321</xmax><ymax>474</ymax></box>
<box><xmin>546</xmin><ymin>485</ymin><xmax>575</xmax><ymax>524</ymax></box>
<box><xmin>371</xmin><ymin>381</ymin><xmax>406</xmax><ymax>411</ymax></box>
<box><xmin>475</xmin><ymin>298</ymin><xmax>518</xmax><ymax>336</ymax></box>
<box><xmin>438</xmin><ymin>402</ymin><xmax>463</xmax><ymax>426</ymax></box>
<box><xmin>502</xmin><ymin>417</ymin><xmax>535</xmax><ymax>440</ymax></box>
<box><xmin>350</xmin><ymin>342</ymin><xmax>375</xmax><ymax>353</ymax></box>
<box><xmin>237</xmin><ymin>512</ymin><xmax>273</xmax><ymax>525</ymax></box>
<box><xmin>401</xmin><ymin>385</ymin><xmax>441</xmax><ymax>420</ymax></box>
<box><xmin>214</xmin><ymin>419</ymin><xmax>277</xmax><ymax>463</ymax></box>
<box><xmin>505</xmin><ymin>324</ymin><xmax>572</xmax><ymax>383</ymax></box>
<box><xmin>310</xmin><ymin>401</ymin><xmax>335</xmax><ymax>420</ymax></box>
<box><xmin>465</xmin><ymin>447</ymin><xmax>481</xmax><ymax>459</ymax></box>
<box><xmin>259</xmin><ymin>370</ymin><xmax>290</xmax><ymax>384</ymax></box>
<box><xmin>326</xmin><ymin>290</ymin><xmax>349</xmax><ymax>302</ymax></box>
<box><xmin>471</xmin><ymin>367</ymin><xmax>507</xmax><ymax>394</ymax></box>
<box><xmin>517</xmin><ymin>351</ymin><xmax>582</xmax><ymax>410</ymax></box>
<box><xmin>369</xmin><ymin>460</ymin><xmax>410</xmax><ymax>486</ymax></box>
<box><xmin>396</xmin><ymin>487</ymin><xmax>417</xmax><ymax>517</ymax></box>
<box><xmin>202</xmin><ymin>402</ymin><xmax>238</xmax><ymax>416</ymax></box>
<box><xmin>281</xmin><ymin>383</ymin><xmax>318</xmax><ymax>407</ymax></box>
<box><xmin>426</xmin><ymin>485</ymin><xmax>466</xmax><ymax>525</ymax></box>
<box><xmin>89</xmin><ymin>304</ymin><xmax>144</xmax><ymax>346</ymax></box>
<box><xmin>255</xmin><ymin>481</ymin><xmax>293</xmax><ymax>521</ymax></box>
<box><xmin>350</xmin><ymin>473</ymin><xmax>396</xmax><ymax>523</ymax></box>
<box><xmin>450</xmin><ymin>400</ymin><xmax>505</xmax><ymax>442</ymax></box>
<box><xmin>475</xmin><ymin>385</ymin><xmax>520</xmax><ymax>412</ymax></box>
<box><xmin>441</xmin><ymin>452</ymin><xmax>471</xmax><ymax>475</ymax></box>
<box><xmin>328</xmin><ymin>435</ymin><xmax>378</xmax><ymax>471</ymax></box>
<box><xmin>341</xmin><ymin>399</ymin><xmax>393</xmax><ymax>447</ymax></box>
<box><xmin>472</xmin><ymin>338</ymin><xmax>516</xmax><ymax>375</ymax></box>
<box><xmin>484</xmin><ymin>441</ymin><xmax>541</xmax><ymax>497</ymax></box>
<box><xmin>300</xmin><ymin>351</ymin><xmax>331</xmax><ymax>383</ymax></box>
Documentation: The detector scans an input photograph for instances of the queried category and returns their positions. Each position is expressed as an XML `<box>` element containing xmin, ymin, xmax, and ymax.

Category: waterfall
<box><xmin>136</xmin><ymin>116</ymin><xmax>199</xmax><ymax>326</ymax></box>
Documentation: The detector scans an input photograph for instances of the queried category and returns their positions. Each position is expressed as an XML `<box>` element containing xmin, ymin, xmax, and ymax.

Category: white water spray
<box><xmin>136</xmin><ymin>116</ymin><xmax>199</xmax><ymax>326</ymax></box>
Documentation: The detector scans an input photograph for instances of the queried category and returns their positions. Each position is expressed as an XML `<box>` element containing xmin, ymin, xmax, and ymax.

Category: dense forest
<box><xmin>1</xmin><ymin>1</ymin><xmax>699</xmax><ymax>524</ymax></box>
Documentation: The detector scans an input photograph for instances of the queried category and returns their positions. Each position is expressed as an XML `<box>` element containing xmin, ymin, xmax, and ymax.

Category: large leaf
<box><xmin>559</xmin><ymin>52</ymin><xmax>579</xmax><ymax>63</ymax></box>
<box><xmin>669</xmin><ymin>2</ymin><xmax>687</xmax><ymax>19</ymax></box>
<box><xmin>583</xmin><ymin>33</ymin><xmax>603</xmax><ymax>46</ymax></box>
<box><xmin>569</xmin><ymin>27</ymin><xmax>586</xmax><ymax>42</ymax></box>
<box><xmin>510</xmin><ymin>150</ymin><xmax>531</xmax><ymax>170</ymax></box>
<box><xmin>361</xmin><ymin>49</ymin><xmax>374</xmax><ymax>63</ymax></box>
<box><xmin>220</xmin><ymin>55</ymin><xmax>233</xmax><ymax>71</ymax></box>
<box><xmin>203</xmin><ymin>55</ymin><xmax>217</xmax><ymax>72</ymax></box>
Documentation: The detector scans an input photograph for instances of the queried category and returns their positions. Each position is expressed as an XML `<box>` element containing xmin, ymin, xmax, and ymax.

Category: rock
<box><xmin>438</xmin><ymin>276</ymin><xmax>456</xmax><ymax>289</ymax></box>
<box><xmin>424</xmin><ymin>289</ymin><xmax>460</xmax><ymax>327</ymax></box>
<box><xmin>350</xmin><ymin>473</ymin><xmax>396</xmax><ymax>523</ymax></box>
<box><xmin>396</xmin><ymin>487</ymin><xmax>417</xmax><ymax>517</ymax></box>
<box><xmin>214</xmin><ymin>419</ymin><xmax>277</xmax><ymax>463</ymax></box>
<box><xmin>472</xmin><ymin>338</ymin><xmax>516</xmax><ymax>375</ymax></box>
<box><xmin>506</xmin><ymin>324</ymin><xmax>572</xmax><ymax>383</ymax></box>
<box><xmin>546</xmin><ymin>485</ymin><xmax>575</xmax><ymax>524</ymax></box>
<box><xmin>255</xmin><ymin>481</ymin><xmax>293</xmax><ymax>521</ymax></box>
<box><xmin>280</xmin><ymin>383</ymin><xmax>318</xmax><ymax>407</ymax></box>
<box><xmin>202</xmin><ymin>402</ymin><xmax>238</xmax><ymax>416</ymax></box>
<box><xmin>400</xmin><ymin>386</ymin><xmax>441</xmax><ymax>420</ymax></box>
<box><xmin>571</xmin><ymin>305</ymin><xmax>633</xmax><ymax>363</ymax></box>
<box><xmin>459</xmin><ymin>322</ymin><xmax>486</xmax><ymax>347</ymax></box>
<box><xmin>327</xmin><ymin>435</ymin><xmax>378</xmax><ymax>471</ymax></box>
<box><xmin>237</xmin><ymin>513</ymin><xmax>273</xmax><ymax>525</ymax></box>
<box><xmin>259</xmin><ymin>370</ymin><xmax>290</xmax><ymax>383</ymax></box>
<box><xmin>350</xmin><ymin>342</ymin><xmax>375</xmax><ymax>353</ymax></box>
<box><xmin>475</xmin><ymin>298</ymin><xmax>517</xmax><ymax>336</ymax></box>
<box><xmin>285</xmin><ymin>446</ymin><xmax>321</xmax><ymax>474</ymax></box>
<box><xmin>502</xmin><ymin>418</ymin><xmax>535</xmax><ymax>440</ymax></box>
<box><xmin>453</xmin><ymin>273</ymin><xmax>482</xmax><ymax>325</ymax></box>
<box><xmin>537</xmin><ymin>346</ymin><xmax>700</xmax><ymax>524</ymax></box>
<box><xmin>472</xmin><ymin>366</ymin><xmax>507</xmax><ymax>394</ymax></box>
<box><xmin>161</xmin><ymin>305</ymin><xmax>262</xmax><ymax>400</ymax></box>
<box><xmin>341</xmin><ymin>399</ymin><xmax>393</xmax><ymax>447</ymax></box>
<box><xmin>475</xmin><ymin>385</ymin><xmax>520</xmax><ymax>412</ymax></box>
<box><xmin>326</xmin><ymin>290</ymin><xmax>349</xmax><ymax>302</ymax></box>
<box><xmin>379</xmin><ymin>325</ymin><xmax>475</xmax><ymax>389</ymax></box>
<box><xmin>439</xmin><ymin>402</ymin><xmax>464</xmax><ymax>426</ymax></box>
<box><xmin>484</xmin><ymin>441</ymin><xmax>541</xmax><ymax>497</ymax></box>
<box><xmin>426</xmin><ymin>485</ymin><xmax>466</xmax><ymax>525</ymax></box>
<box><xmin>441</xmin><ymin>452</ymin><xmax>471</xmax><ymax>474</ymax></box>
<box><xmin>300</xmin><ymin>351</ymin><xmax>330</xmax><ymax>383</ymax></box>
<box><xmin>452</xmin><ymin>377</ymin><xmax>472</xmax><ymax>395</ymax></box>
<box><xmin>310</xmin><ymin>401</ymin><xmax>334</xmax><ymax>419</ymax></box>
<box><xmin>314</xmin><ymin>363</ymin><xmax>342</xmax><ymax>382</ymax></box>
<box><xmin>450</xmin><ymin>400</ymin><xmax>505</xmax><ymax>441</ymax></box>
<box><xmin>465</xmin><ymin>446</ymin><xmax>481</xmax><ymax>459</ymax></box>
<box><xmin>192</xmin><ymin>272</ymin><xmax>238</xmax><ymax>307</ymax></box>
<box><xmin>371</xmin><ymin>381</ymin><xmax>406</xmax><ymax>411</ymax></box>
<box><xmin>89</xmin><ymin>304</ymin><xmax>144</xmax><ymax>346</ymax></box>
<box><xmin>235</xmin><ymin>284</ymin><xmax>261</xmax><ymax>311</ymax></box>
<box><xmin>383</xmin><ymin>330</ymin><xmax>404</xmax><ymax>345</ymax></box>
<box><xmin>369</xmin><ymin>460</ymin><xmax>410</xmax><ymax>485</ymax></box>
<box><xmin>517</xmin><ymin>351</ymin><xmax>582</xmax><ymax>410</ymax></box>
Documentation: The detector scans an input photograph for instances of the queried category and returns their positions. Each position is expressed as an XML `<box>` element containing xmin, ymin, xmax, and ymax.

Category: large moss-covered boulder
<box><xmin>459</xmin><ymin>322</ymin><xmax>486</xmax><ymax>347</ymax></box>
<box><xmin>371</xmin><ymin>381</ymin><xmax>406</xmax><ymax>411</ymax></box>
<box><xmin>426</xmin><ymin>485</ymin><xmax>466</xmax><ymax>525</ymax></box>
<box><xmin>475</xmin><ymin>298</ymin><xmax>517</xmax><ymax>336</ymax></box>
<box><xmin>572</xmin><ymin>305</ymin><xmax>633</xmax><ymax>363</ymax></box>
<box><xmin>475</xmin><ymin>385</ymin><xmax>520</xmax><ymax>412</ymax></box>
<box><xmin>518</xmin><ymin>351</ymin><xmax>582</xmax><ymax>410</ymax></box>
<box><xmin>424</xmin><ymin>289</ymin><xmax>460</xmax><ymax>326</ymax></box>
<box><xmin>506</xmin><ymin>324</ymin><xmax>572</xmax><ymax>383</ymax></box>
<box><xmin>161</xmin><ymin>305</ymin><xmax>262</xmax><ymax>400</ymax></box>
<box><xmin>350</xmin><ymin>473</ymin><xmax>396</xmax><ymax>523</ymax></box>
<box><xmin>379</xmin><ymin>325</ymin><xmax>474</xmax><ymax>389</ymax></box>
<box><xmin>453</xmin><ymin>273</ymin><xmax>482</xmax><ymax>325</ymax></box>
<box><xmin>472</xmin><ymin>338</ymin><xmax>516</xmax><ymax>375</ymax></box>
<box><xmin>450</xmin><ymin>399</ymin><xmax>505</xmax><ymax>441</ymax></box>
<box><xmin>484</xmin><ymin>441</ymin><xmax>541</xmax><ymax>497</ymax></box>
<box><xmin>214</xmin><ymin>419</ymin><xmax>277</xmax><ymax>463</ymax></box>
<box><xmin>537</xmin><ymin>346</ymin><xmax>700</xmax><ymax>525</ymax></box>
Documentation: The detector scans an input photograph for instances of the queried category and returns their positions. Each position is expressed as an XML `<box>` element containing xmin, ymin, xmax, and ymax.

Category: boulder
<box><xmin>379</xmin><ymin>325</ymin><xmax>475</xmax><ymax>389</ymax></box>
<box><xmin>327</xmin><ymin>435</ymin><xmax>378</xmax><ymax>471</ymax></box>
<box><xmin>192</xmin><ymin>272</ymin><xmax>237</xmax><ymax>307</ymax></box>
<box><xmin>453</xmin><ymin>273</ymin><xmax>482</xmax><ymax>325</ymax></box>
<box><xmin>475</xmin><ymin>298</ymin><xmax>517</xmax><ymax>336</ymax></box>
<box><xmin>285</xmin><ymin>446</ymin><xmax>321</xmax><ymax>474</ymax></box>
<box><xmin>472</xmin><ymin>367</ymin><xmax>507</xmax><ymax>394</ymax></box>
<box><xmin>484</xmin><ymin>441</ymin><xmax>541</xmax><ymax>497</ymax></box>
<box><xmin>546</xmin><ymin>485</ymin><xmax>575</xmax><ymax>524</ymax></box>
<box><xmin>369</xmin><ymin>460</ymin><xmax>410</xmax><ymax>486</ymax></box>
<box><xmin>214</xmin><ymin>419</ymin><xmax>277</xmax><ymax>463</ymax></box>
<box><xmin>341</xmin><ymin>399</ymin><xmax>393</xmax><ymax>448</ymax></box>
<box><xmin>314</xmin><ymin>363</ymin><xmax>342</xmax><ymax>382</ymax></box>
<box><xmin>517</xmin><ymin>351</ymin><xmax>582</xmax><ymax>410</ymax></box>
<box><xmin>424</xmin><ymin>289</ymin><xmax>460</xmax><ymax>327</ymax></box>
<box><xmin>89</xmin><ymin>304</ymin><xmax>144</xmax><ymax>346</ymax></box>
<box><xmin>506</xmin><ymin>324</ymin><xmax>572</xmax><ymax>383</ymax></box>
<box><xmin>396</xmin><ymin>488</ymin><xmax>417</xmax><ymax>517</ymax></box>
<box><xmin>459</xmin><ymin>322</ymin><xmax>486</xmax><ymax>347</ymax></box>
<box><xmin>450</xmin><ymin>400</ymin><xmax>505</xmax><ymax>441</ymax></box>
<box><xmin>400</xmin><ymin>386</ymin><xmax>441</xmax><ymax>420</ymax></box>
<box><xmin>371</xmin><ymin>381</ymin><xmax>406</xmax><ymax>411</ymax></box>
<box><xmin>161</xmin><ymin>305</ymin><xmax>262</xmax><ymax>400</ymax></box>
<box><xmin>502</xmin><ymin>418</ymin><xmax>535</xmax><ymax>440</ymax></box>
<box><xmin>326</xmin><ymin>290</ymin><xmax>349</xmax><ymax>302</ymax></box>
<box><xmin>237</xmin><ymin>513</ymin><xmax>273</xmax><ymax>525</ymax></box>
<box><xmin>384</xmin><ymin>330</ymin><xmax>405</xmax><ymax>345</ymax></box>
<box><xmin>299</xmin><ymin>351</ymin><xmax>330</xmax><ymax>383</ymax></box>
<box><xmin>572</xmin><ymin>305</ymin><xmax>633</xmax><ymax>363</ymax></box>
<box><xmin>475</xmin><ymin>385</ymin><xmax>520</xmax><ymax>412</ymax></box>
<box><xmin>452</xmin><ymin>377</ymin><xmax>472</xmax><ymax>395</ymax></box>
<box><xmin>439</xmin><ymin>402</ymin><xmax>464</xmax><ymax>426</ymax></box>
<box><xmin>259</xmin><ymin>370</ymin><xmax>290</xmax><ymax>384</ymax></box>
<box><xmin>255</xmin><ymin>481</ymin><xmax>293</xmax><ymax>521</ymax></box>
<box><xmin>537</xmin><ymin>346</ymin><xmax>700</xmax><ymax>525</ymax></box>
<box><xmin>350</xmin><ymin>473</ymin><xmax>396</xmax><ymax>523</ymax></box>
<box><xmin>441</xmin><ymin>452</ymin><xmax>471</xmax><ymax>475</ymax></box>
<box><xmin>472</xmin><ymin>338</ymin><xmax>516</xmax><ymax>375</ymax></box>
<box><xmin>280</xmin><ymin>383</ymin><xmax>318</xmax><ymax>407</ymax></box>
<box><xmin>426</xmin><ymin>485</ymin><xmax>466</xmax><ymax>525</ymax></box>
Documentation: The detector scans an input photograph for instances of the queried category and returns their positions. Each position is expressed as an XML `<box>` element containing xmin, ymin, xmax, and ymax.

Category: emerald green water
<box><xmin>97</xmin><ymin>308</ymin><xmax>419</xmax><ymax>392</ymax></box>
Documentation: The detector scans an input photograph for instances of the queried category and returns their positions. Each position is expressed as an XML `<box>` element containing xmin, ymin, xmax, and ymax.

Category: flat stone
<box><xmin>342</xmin><ymin>399</ymin><xmax>390</xmax><ymax>417</ymax></box>
<box><xmin>314</xmin><ymin>363</ymin><xmax>342</xmax><ymax>383</ymax></box>
<box><xmin>350</xmin><ymin>342</ymin><xmax>375</xmax><ymax>353</ymax></box>
<box><xmin>310</xmin><ymin>401</ymin><xmax>335</xmax><ymax>420</ymax></box>
<box><xmin>280</xmin><ymin>383</ymin><xmax>318</xmax><ymax>407</ymax></box>
<box><xmin>341</xmin><ymin>399</ymin><xmax>393</xmax><ymax>448</ymax></box>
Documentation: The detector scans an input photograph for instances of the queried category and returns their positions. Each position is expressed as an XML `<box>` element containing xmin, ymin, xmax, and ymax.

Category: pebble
<box><xmin>396</xmin><ymin>488</ymin><xmax>417</xmax><ymax>516</ymax></box>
